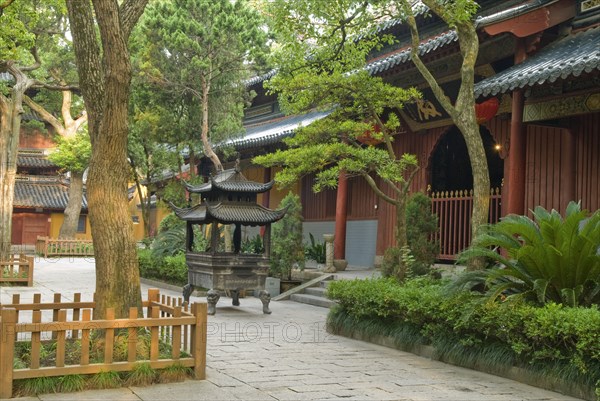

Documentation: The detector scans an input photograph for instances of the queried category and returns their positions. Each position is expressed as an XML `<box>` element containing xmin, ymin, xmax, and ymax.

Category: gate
<box><xmin>430</xmin><ymin>188</ymin><xmax>502</xmax><ymax>261</ymax></box>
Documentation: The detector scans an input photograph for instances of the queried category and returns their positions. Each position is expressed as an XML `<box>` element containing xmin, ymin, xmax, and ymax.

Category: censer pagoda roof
<box><xmin>170</xmin><ymin>201</ymin><xmax>287</xmax><ymax>225</ymax></box>
<box><xmin>183</xmin><ymin>168</ymin><xmax>274</xmax><ymax>194</ymax></box>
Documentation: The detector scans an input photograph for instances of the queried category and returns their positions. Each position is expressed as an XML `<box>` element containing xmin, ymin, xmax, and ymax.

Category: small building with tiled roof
<box><xmin>11</xmin><ymin>130</ymin><xmax>93</xmax><ymax>245</ymax></box>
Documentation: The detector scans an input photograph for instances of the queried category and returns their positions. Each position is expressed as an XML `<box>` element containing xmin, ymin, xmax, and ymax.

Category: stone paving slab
<box><xmin>2</xmin><ymin>257</ymin><xmax>583</xmax><ymax>401</ymax></box>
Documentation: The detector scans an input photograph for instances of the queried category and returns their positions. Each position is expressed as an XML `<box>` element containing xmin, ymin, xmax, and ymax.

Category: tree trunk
<box><xmin>66</xmin><ymin>0</ymin><xmax>147</xmax><ymax>319</ymax></box>
<box><xmin>0</xmin><ymin>70</ymin><xmax>32</xmax><ymax>261</ymax></box>
<box><xmin>0</xmin><ymin>109</ymin><xmax>17</xmax><ymax>261</ymax></box>
<box><xmin>394</xmin><ymin>197</ymin><xmax>408</xmax><ymax>281</ymax></box>
<box><xmin>58</xmin><ymin>171</ymin><xmax>85</xmax><ymax>239</ymax></box>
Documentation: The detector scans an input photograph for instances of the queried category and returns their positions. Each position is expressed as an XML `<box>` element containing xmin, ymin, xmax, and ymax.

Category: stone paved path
<box><xmin>1</xmin><ymin>257</ymin><xmax>581</xmax><ymax>400</ymax></box>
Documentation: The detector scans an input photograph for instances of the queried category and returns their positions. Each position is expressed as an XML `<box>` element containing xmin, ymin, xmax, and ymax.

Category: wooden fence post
<box><xmin>147</xmin><ymin>288</ymin><xmax>160</xmax><ymax>318</ymax></box>
<box><xmin>191</xmin><ymin>302</ymin><xmax>207</xmax><ymax>380</ymax></box>
<box><xmin>0</xmin><ymin>308</ymin><xmax>17</xmax><ymax>399</ymax></box>
<box><xmin>26</xmin><ymin>256</ymin><xmax>34</xmax><ymax>287</ymax></box>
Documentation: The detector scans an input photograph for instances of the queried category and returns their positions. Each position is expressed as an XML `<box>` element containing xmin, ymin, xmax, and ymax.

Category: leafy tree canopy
<box><xmin>137</xmin><ymin>0</ymin><xmax>270</xmax><ymax>170</ymax></box>
<box><xmin>48</xmin><ymin>130</ymin><xmax>91</xmax><ymax>174</ymax></box>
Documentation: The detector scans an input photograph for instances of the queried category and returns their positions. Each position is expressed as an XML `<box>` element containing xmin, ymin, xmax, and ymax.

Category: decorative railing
<box><xmin>36</xmin><ymin>236</ymin><xmax>94</xmax><ymax>258</ymax></box>
<box><xmin>430</xmin><ymin>188</ymin><xmax>502</xmax><ymax>260</ymax></box>
<box><xmin>0</xmin><ymin>289</ymin><xmax>207</xmax><ymax>399</ymax></box>
<box><xmin>0</xmin><ymin>254</ymin><xmax>34</xmax><ymax>287</ymax></box>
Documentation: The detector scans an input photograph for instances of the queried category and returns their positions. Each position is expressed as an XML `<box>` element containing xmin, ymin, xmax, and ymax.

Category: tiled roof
<box><xmin>225</xmin><ymin>109</ymin><xmax>332</xmax><ymax>151</ymax></box>
<box><xmin>365</xmin><ymin>30</ymin><xmax>458</xmax><ymax>75</ymax></box>
<box><xmin>475</xmin><ymin>26</ymin><xmax>600</xmax><ymax>97</ymax></box>
<box><xmin>184</xmin><ymin>168</ymin><xmax>275</xmax><ymax>194</ymax></box>
<box><xmin>474</xmin><ymin>0</ymin><xmax>556</xmax><ymax>28</ymax></box>
<box><xmin>17</xmin><ymin>155</ymin><xmax>57</xmax><ymax>169</ymax></box>
<box><xmin>171</xmin><ymin>202</ymin><xmax>285</xmax><ymax>225</ymax></box>
<box><xmin>14</xmin><ymin>181</ymin><xmax>88</xmax><ymax>210</ymax></box>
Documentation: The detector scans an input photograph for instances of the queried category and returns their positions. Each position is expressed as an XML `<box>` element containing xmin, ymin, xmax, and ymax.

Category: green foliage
<box><xmin>138</xmin><ymin>249</ymin><xmax>188</xmax><ymax>286</ymax></box>
<box><xmin>47</xmin><ymin>132</ymin><xmax>91</xmax><ymax>174</ymax></box>
<box><xmin>14</xmin><ymin>376</ymin><xmax>59</xmax><ymax>396</ymax></box>
<box><xmin>305</xmin><ymin>233</ymin><xmax>326</xmax><ymax>264</ymax></box>
<box><xmin>454</xmin><ymin>202</ymin><xmax>600</xmax><ymax>307</ymax></box>
<box><xmin>158</xmin><ymin>363</ymin><xmax>192</xmax><ymax>383</ymax></box>
<box><xmin>406</xmin><ymin>192</ymin><xmax>439</xmax><ymax>272</ymax></box>
<box><xmin>271</xmin><ymin>193</ymin><xmax>305</xmax><ymax>279</ymax></box>
<box><xmin>328</xmin><ymin>277</ymin><xmax>600</xmax><ymax>393</ymax></box>
<box><xmin>132</xmin><ymin>0</ymin><xmax>270</xmax><ymax>171</ymax></box>
<box><xmin>89</xmin><ymin>370</ymin><xmax>122</xmax><ymax>390</ymax></box>
<box><xmin>158</xmin><ymin>213</ymin><xmax>184</xmax><ymax>234</ymax></box>
<box><xmin>241</xmin><ymin>234</ymin><xmax>264</xmax><ymax>254</ymax></box>
<box><xmin>57</xmin><ymin>374</ymin><xmax>85</xmax><ymax>393</ymax></box>
<box><xmin>126</xmin><ymin>362</ymin><xmax>157</xmax><ymax>387</ymax></box>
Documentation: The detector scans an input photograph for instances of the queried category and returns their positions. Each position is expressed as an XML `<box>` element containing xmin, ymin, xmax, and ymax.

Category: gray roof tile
<box><xmin>17</xmin><ymin>155</ymin><xmax>57</xmax><ymax>169</ymax></box>
<box><xmin>184</xmin><ymin>168</ymin><xmax>274</xmax><ymax>194</ymax></box>
<box><xmin>171</xmin><ymin>202</ymin><xmax>285</xmax><ymax>225</ymax></box>
<box><xmin>14</xmin><ymin>181</ymin><xmax>88</xmax><ymax>210</ymax></box>
<box><xmin>475</xmin><ymin>26</ymin><xmax>600</xmax><ymax>97</ymax></box>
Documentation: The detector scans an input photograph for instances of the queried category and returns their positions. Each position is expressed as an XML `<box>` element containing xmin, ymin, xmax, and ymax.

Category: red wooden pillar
<box><xmin>334</xmin><ymin>169</ymin><xmax>348</xmax><ymax>260</ymax></box>
<box><xmin>561</xmin><ymin>128</ymin><xmax>577</xmax><ymax>209</ymax></box>
<box><xmin>504</xmin><ymin>39</ymin><xmax>527</xmax><ymax>216</ymax></box>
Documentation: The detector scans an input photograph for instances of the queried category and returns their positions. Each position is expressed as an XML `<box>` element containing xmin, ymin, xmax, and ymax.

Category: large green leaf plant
<box><xmin>454</xmin><ymin>201</ymin><xmax>600</xmax><ymax>307</ymax></box>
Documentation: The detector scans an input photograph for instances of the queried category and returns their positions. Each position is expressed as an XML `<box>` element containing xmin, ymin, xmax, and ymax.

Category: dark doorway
<box><xmin>430</xmin><ymin>126</ymin><xmax>503</xmax><ymax>192</ymax></box>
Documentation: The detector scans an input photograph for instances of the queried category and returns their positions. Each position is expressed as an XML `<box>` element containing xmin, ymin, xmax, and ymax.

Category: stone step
<box><xmin>304</xmin><ymin>286</ymin><xmax>328</xmax><ymax>297</ymax></box>
<box><xmin>289</xmin><ymin>293</ymin><xmax>336</xmax><ymax>308</ymax></box>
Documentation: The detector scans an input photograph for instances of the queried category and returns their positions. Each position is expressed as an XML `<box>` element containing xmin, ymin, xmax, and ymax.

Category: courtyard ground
<box><xmin>0</xmin><ymin>257</ymin><xmax>581</xmax><ymax>401</ymax></box>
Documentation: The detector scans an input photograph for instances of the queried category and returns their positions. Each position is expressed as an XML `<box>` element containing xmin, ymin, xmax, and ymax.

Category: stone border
<box><xmin>327</xmin><ymin>319</ymin><xmax>596</xmax><ymax>401</ymax></box>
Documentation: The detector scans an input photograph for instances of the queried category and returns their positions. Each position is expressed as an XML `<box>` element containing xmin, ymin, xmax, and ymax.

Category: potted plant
<box><xmin>270</xmin><ymin>192</ymin><xmax>304</xmax><ymax>292</ymax></box>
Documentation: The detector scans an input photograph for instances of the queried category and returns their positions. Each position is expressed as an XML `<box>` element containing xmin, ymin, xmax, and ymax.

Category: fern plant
<box><xmin>454</xmin><ymin>201</ymin><xmax>600</xmax><ymax>307</ymax></box>
<box><xmin>305</xmin><ymin>233</ymin><xmax>326</xmax><ymax>263</ymax></box>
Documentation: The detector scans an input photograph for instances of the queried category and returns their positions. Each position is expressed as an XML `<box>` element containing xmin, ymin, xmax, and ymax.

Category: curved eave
<box><xmin>212</xmin><ymin>180</ymin><xmax>275</xmax><ymax>193</ymax></box>
<box><xmin>206</xmin><ymin>202</ymin><xmax>287</xmax><ymax>225</ymax></box>
<box><xmin>474</xmin><ymin>26</ymin><xmax>600</xmax><ymax>98</ymax></box>
<box><xmin>182</xmin><ymin>180</ymin><xmax>212</xmax><ymax>194</ymax></box>
<box><xmin>169</xmin><ymin>202</ymin><xmax>208</xmax><ymax>222</ymax></box>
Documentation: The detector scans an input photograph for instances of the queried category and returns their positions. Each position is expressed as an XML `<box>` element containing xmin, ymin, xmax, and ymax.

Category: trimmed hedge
<box><xmin>138</xmin><ymin>249</ymin><xmax>187</xmax><ymax>286</ymax></box>
<box><xmin>327</xmin><ymin>278</ymin><xmax>600</xmax><ymax>398</ymax></box>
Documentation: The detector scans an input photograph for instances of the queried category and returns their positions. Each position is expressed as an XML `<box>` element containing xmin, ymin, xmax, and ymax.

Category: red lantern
<box><xmin>357</xmin><ymin>123</ymin><xmax>383</xmax><ymax>146</ymax></box>
<box><xmin>475</xmin><ymin>97</ymin><xmax>499</xmax><ymax>124</ymax></box>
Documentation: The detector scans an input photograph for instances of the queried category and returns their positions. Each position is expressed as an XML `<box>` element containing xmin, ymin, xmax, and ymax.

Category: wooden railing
<box><xmin>0</xmin><ymin>254</ymin><xmax>34</xmax><ymax>287</ymax></box>
<box><xmin>36</xmin><ymin>236</ymin><xmax>94</xmax><ymax>258</ymax></box>
<box><xmin>0</xmin><ymin>289</ymin><xmax>207</xmax><ymax>399</ymax></box>
<box><xmin>430</xmin><ymin>188</ymin><xmax>502</xmax><ymax>260</ymax></box>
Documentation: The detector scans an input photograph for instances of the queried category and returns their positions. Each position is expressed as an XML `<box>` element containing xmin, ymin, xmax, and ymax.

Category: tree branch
<box><xmin>0</xmin><ymin>0</ymin><xmax>16</xmax><ymax>17</ymax></box>
<box><xmin>362</xmin><ymin>173</ymin><xmax>398</xmax><ymax>206</ymax></box>
<box><xmin>120</xmin><ymin>0</ymin><xmax>150</xmax><ymax>40</ymax></box>
<box><xmin>20</xmin><ymin>47</ymin><xmax>42</xmax><ymax>72</ymax></box>
<box><xmin>399</xmin><ymin>0</ymin><xmax>458</xmax><ymax>120</ymax></box>
<box><xmin>23</xmin><ymin>95</ymin><xmax>65</xmax><ymax>135</ymax></box>
<box><xmin>32</xmin><ymin>81</ymin><xmax>80</xmax><ymax>91</ymax></box>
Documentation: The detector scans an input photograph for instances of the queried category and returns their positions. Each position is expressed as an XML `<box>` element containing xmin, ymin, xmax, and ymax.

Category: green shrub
<box><xmin>241</xmin><ymin>234</ymin><xmax>264</xmax><ymax>254</ymax></box>
<box><xmin>327</xmin><ymin>277</ymin><xmax>600</xmax><ymax>393</ymax></box>
<box><xmin>158</xmin><ymin>212</ymin><xmax>184</xmax><ymax>234</ymax></box>
<box><xmin>271</xmin><ymin>192</ymin><xmax>304</xmax><ymax>279</ymax></box>
<box><xmin>162</xmin><ymin>253</ymin><xmax>187</xmax><ymax>284</ymax></box>
<box><xmin>138</xmin><ymin>248</ymin><xmax>160</xmax><ymax>279</ymax></box>
<box><xmin>406</xmin><ymin>192</ymin><xmax>438</xmax><ymax>274</ymax></box>
<box><xmin>137</xmin><ymin>249</ymin><xmax>188</xmax><ymax>286</ymax></box>
<box><xmin>305</xmin><ymin>233</ymin><xmax>326</xmax><ymax>263</ymax></box>
<box><xmin>455</xmin><ymin>201</ymin><xmax>600</xmax><ymax>307</ymax></box>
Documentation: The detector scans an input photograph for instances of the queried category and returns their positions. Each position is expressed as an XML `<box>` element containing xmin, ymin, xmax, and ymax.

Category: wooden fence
<box><xmin>0</xmin><ymin>254</ymin><xmax>34</xmax><ymax>287</ymax></box>
<box><xmin>0</xmin><ymin>289</ymin><xmax>207</xmax><ymax>399</ymax></box>
<box><xmin>430</xmin><ymin>188</ymin><xmax>502</xmax><ymax>260</ymax></box>
<box><xmin>36</xmin><ymin>236</ymin><xmax>94</xmax><ymax>258</ymax></box>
